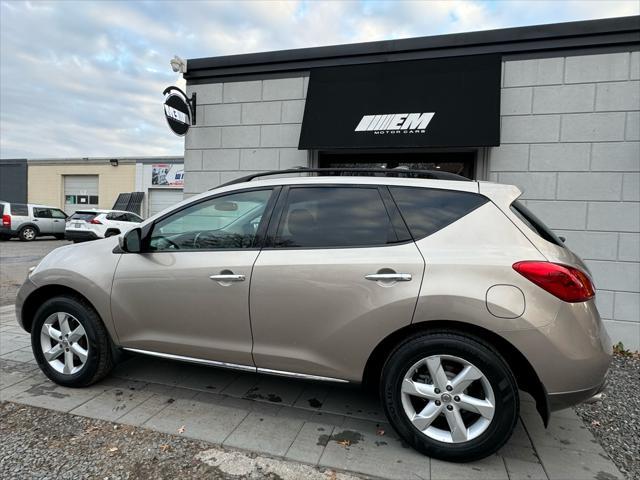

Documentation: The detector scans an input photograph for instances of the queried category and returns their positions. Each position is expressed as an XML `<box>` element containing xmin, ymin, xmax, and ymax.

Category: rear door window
<box><xmin>274</xmin><ymin>186</ymin><xmax>398</xmax><ymax>248</ymax></box>
<box><xmin>510</xmin><ymin>200</ymin><xmax>564</xmax><ymax>247</ymax></box>
<box><xmin>33</xmin><ymin>208</ymin><xmax>52</xmax><ymax>218</ymax></box>
<box><xmin>51</xmin><ymin>209</ymin><xmax>67</xmax><ymax>219</ymax></box>
<box><xmin>389</xmin><ymin>187</ymin><xmax>488</xmax><ymax>240</ymax></box>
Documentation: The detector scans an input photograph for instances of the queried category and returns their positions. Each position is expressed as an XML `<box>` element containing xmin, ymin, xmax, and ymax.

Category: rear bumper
<box><xmin>65</xmin><ymin>230</ymin><xmax>100</xmax><ymax>242</ymax></box>
<box><xmin>548</xmin><ymin>377</ymin><xmax>607</xmax><ymax>411</ymax></box>
<box><xmin>502</xmin><ymin>299</ymin><xmax>612</xmax><ymax>411</ymax></box>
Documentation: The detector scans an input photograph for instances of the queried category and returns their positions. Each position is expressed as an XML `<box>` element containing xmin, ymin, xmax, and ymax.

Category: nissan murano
<box><xmin>16</xmin><ymin>168</ymin><xmax>611</xmax><ymax>462</ymax></box>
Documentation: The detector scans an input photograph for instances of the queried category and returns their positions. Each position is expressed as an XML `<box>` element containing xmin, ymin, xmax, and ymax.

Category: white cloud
<box><xmin>1</xmin><ymin>0</ymin><xmax>638</xmax><ymax>158</ymax></box>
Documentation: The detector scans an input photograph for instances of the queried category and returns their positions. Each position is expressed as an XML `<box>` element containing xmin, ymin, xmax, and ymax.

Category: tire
<box><xmin>54</xmin><ymin>234</ymin><xmax>65</xmax><ymax>240</ymax></box>
<box><xmin>380</xmin><ymin>331</ymin><xmax>519</xmax><ymax>462</ymax></box>
<box><xmin>18</xmin><ymin>226</ymin><xmax>37</xmax><ymax>242</ymax></box>
<box><xmin>31</xmin><ymin>295</ymin><xmax>114</xmax><ymax>387</ymax></box>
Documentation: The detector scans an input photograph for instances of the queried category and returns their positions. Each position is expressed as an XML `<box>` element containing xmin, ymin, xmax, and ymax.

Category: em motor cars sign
<box><xmin>162</xmin><ymin>86</ymin><xmax>196</xmax><ymax>137</ymax></box>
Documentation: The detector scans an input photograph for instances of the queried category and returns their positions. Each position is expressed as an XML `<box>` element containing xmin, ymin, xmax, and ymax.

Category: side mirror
<box><xmin>119</xmin><ymin>227</ymin><xmax>142</xmax><ymax>253</ymax></box>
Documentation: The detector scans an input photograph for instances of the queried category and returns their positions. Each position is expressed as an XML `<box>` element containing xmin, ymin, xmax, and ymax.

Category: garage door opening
<box><xmin>148</xmin><ymin>189</ymin><xmax>183</xmax><ymax>217</ymax></box>
<box><xmin>318</xmin><ymin>151</ymin><xmax>477</xmax><ymax>179</ymax></box>
<box><xmin>63</xmin><ymin>175</ymin><xmax>99</xmax><ymax>215</ymax></box>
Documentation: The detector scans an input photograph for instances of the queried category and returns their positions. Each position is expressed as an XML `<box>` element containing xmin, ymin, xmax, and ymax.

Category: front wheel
<box><xmin>31</xmin><ymin>295</ymin><xmax>114</xmax><ymax>387</ymax></box>
<box><xmin>380</xmin><ymin>331</ymin><xmax>519</xmax><ymax>462</ymax></box>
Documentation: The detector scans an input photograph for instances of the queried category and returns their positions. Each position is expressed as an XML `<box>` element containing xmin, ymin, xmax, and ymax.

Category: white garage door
<box><xmin>64</xmin><ymin>175</ymin><xmax>99</xmax><ymax>215</ymax></box>
<box><xmin>148</xmin><ymin>188</ymin><xmax>183</xmax><ymax>217</ymax></box>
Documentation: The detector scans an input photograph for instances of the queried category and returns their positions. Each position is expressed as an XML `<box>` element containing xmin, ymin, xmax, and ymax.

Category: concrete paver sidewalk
<box><xmin>0</xmin><ymin>305</ymin><xmax>623</xmax><ymax>480</ymax></box>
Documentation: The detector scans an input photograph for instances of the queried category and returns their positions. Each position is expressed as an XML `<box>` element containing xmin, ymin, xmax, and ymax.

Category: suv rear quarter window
<box><xmin>10</xmin><ymin>203</ymin><xmax>28</xmax><ymax>216</ymax></box>
<box><xmin>389</xmin><ymin>186</ymin><xmax>488</xmax><ymax>240</ymax></box>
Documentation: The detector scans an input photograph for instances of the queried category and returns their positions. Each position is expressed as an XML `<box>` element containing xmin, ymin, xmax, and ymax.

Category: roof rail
<box><xmin>215</xmin><ymin>167</ymin><xmax>470</xmax><ymax>189</ymax></box>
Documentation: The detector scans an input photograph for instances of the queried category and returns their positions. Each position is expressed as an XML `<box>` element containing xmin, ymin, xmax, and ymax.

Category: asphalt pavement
<box><xmin>0</xmin><ymin>238</ymin><xmax>69</xmax><ymax>306</ymax></box>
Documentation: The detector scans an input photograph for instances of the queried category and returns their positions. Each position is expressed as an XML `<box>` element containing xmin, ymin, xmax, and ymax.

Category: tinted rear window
<box><xmin>10</xmin><ymin>203</ymin><xmax>28</xmax><ymax>216</ymax></box>
<box><xmin>69</xmin><ymin>212</ymin><xmax>98</xmax><ymax>221</ymax></box>
<box><xmin>390</xmin><ymin>187</ymin><xmax>488</xmax><ymax>240</ymax></box>
<box><xmin>275</xmin><ymin>187</ymin><xmax>397</xmax><ymax>248</ymax></box>
<box><xmin>510</xmin><ymin>200</ymin><xmax>564</xmax><ymax>247</ymax></box>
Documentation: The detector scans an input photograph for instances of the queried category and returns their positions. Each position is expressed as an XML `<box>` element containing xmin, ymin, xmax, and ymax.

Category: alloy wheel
<box><xmin>400</xmin><ymin>354</ymin><xmax>495</xmax><ymax>443</ymax></box>
<box><xmin>40</xmin><ymin>312</ymin><xmax>89</xmax><ymax>375</ymax></box>
<box><xmin>22</xmin><ymin>228</ymin><xmax>36</xmax><ymax>240</ymax></box>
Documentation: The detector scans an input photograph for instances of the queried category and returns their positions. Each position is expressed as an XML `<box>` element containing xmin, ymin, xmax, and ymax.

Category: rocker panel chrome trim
<box><xmin>122</xmin><ymin>348</ymin><xmax>350</xmax><ymax>383</ymax></box>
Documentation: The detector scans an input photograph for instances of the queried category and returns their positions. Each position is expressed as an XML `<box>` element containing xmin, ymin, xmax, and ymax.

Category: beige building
<box><xmin>28</xmin><ymin>158</ymin><xmax>136</xmax><ymax>214</ymax></box>
<box><xmin>26</xmin><ymin>156</ymin><xmax>183</xmax><ymax>216</ymax></box>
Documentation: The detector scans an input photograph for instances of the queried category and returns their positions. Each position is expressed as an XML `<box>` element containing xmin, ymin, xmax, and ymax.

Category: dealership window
<box><xmin>149</xmin><ymin>189</ymin><xmax>272</xmax><ymax>251</ymax></box>
<box><xmin>275</xmin><ymin>186</ymin><xmax>397</xmax><ymax>248</ymax></box>
<box><xmin>318</xmin><ymin>151</ymin><xmax>476</xmax><ymax>179</ymax></box>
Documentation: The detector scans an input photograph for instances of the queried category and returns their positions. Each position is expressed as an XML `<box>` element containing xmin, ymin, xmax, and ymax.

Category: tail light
<box><xmin>90</xmin><ymin>218</ymin><xmax>102</xmax><ymax>225</ymax></box>
<box><xmin>2</xmin><ymin>214</ymin><xmax>10</xmax><ymax>227</ymax></box>
<box><xmin>513</xmin><ymin>261</ymin><xmax>595</xmax><ymax>303</ymax></box>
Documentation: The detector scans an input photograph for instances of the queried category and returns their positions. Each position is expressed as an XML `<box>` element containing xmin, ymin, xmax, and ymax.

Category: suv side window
<box><xmin>389</xmin><ymin>186</ymin><xmax>488</xmax><ymax>240</ymax></box>
<box><xmin>149</xmin><ymin>189</ymin><xmax>272</xmax><ymax>251</ymax></box>
<box><xmin>34</xmin><ymin>208</ymin><xmax>52</xmax><ymax>218</ymax></box>
<box><xmin>51</xmin><ymin>209</ymin><xmax>67</xmax><ymax>219</ymax></box>
<box><xmin>125</xmin><ymin>213</ymin><xmax>142</xmax><ymax>223</ymax></box>
<box><xmin>11</xmin><ymin>203</ymin><xmax>29</xmax><ymax>216</ymax></box>
<box><xmin>275</xmin><ymin>186</ymin><xmax>397</xmax><ymax>248</ymax></box>
<box><xmin>107</xmin><ymin>212</ymin><xmax>127</xmax><ymax>221</ymax></box>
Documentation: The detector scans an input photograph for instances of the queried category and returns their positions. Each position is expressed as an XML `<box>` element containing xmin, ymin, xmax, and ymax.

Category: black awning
<box><xmin>299</xmin><ymin>54</ymin><xmax>501</xmax><ymax>150</ymax></box>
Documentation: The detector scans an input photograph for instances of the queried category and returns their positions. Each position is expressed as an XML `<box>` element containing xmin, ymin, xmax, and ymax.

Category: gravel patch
<box><xmin>575</xmin><ymin>354</ymin><xmax>640</xmax><ymax>480</ymax></box>
<box><xmin>0</xmin><ymin>401</ymin><xmax>365</xmax><ymax>480</ymax></box>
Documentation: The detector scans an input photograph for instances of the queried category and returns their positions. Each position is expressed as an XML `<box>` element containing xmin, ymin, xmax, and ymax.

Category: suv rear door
<box><xmin>249</xmin><ymin>185</ymin><xmax>425</xmax><ymax>381</ymax></box>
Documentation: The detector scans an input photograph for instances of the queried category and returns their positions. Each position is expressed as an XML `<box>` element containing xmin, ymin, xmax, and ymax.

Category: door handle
<box><xmin>365</xmin><ymin>273</ymin><xmax>412</xmax><ymax>282</ymax></box>
<box><xmin>209</xmin><ymin>274</ymin><xmax>246</xmax><ymax>282</ymax></box>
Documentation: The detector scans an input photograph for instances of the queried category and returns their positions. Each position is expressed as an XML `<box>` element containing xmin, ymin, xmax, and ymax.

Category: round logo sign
<box><xmin>163</xmin><ymin>93</ymin><xmax>191</xmax><ymax>136</ymax></box>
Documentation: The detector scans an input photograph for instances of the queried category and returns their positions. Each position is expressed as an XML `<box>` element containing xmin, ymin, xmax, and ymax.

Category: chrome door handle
<box><xmin>209</xmin><ymin>274</ymin><xmax>245</xmax><ymax>282</ymax></box>
<box><xmin>365</xmin><ymin>273</ymin><xmax>412</xmax><ymax>282</ymax></box>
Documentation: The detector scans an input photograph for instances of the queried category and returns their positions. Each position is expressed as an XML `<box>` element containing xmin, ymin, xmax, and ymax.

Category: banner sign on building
<box><xmin>152</xmin><ymin>164</ymin><xmax>184</xmax><ymax>186</ymax></box>
<box><xmin>299</xmin><ymin>54</ymin><xmax>501</xmax><ymax>149</ymax></box>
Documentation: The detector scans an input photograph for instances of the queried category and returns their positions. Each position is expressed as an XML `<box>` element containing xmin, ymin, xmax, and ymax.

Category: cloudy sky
<box><xmin>1</xmin><ymin>0</ymin><xmax>638</xmax><ymax>159</ymax></box>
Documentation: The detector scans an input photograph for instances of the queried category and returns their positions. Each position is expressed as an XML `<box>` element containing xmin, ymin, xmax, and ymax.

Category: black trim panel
<box><xmin>185</xmin><ymin>16</ymin><xmax>639</xmax><ymax>82</ymax></box>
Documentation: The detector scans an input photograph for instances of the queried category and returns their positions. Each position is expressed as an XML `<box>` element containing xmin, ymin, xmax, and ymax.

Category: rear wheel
<box><xmin>54</xmin><ymin>234</ymin><xmax>65</xmax><ymax>240</ymax></box>
<box><xmin>19</xmin><ymin>226</ymin><xmax>37</xmax><ymax>241</ymax></box>
<box><xmin>31</xmin><ymin>295</ymin><xmax>114</xmax><ymax>387</ymax></box>
<box><xmin>380</xmin><ymin>331</ymin><xmax>519</xmax><ymax>462</ymax></box>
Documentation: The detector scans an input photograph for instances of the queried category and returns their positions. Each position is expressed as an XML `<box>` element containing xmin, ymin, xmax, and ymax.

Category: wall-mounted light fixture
<box><xmin>110</xmin><ymin>158</ymin><xmax>119</xmax><ymax>167</ymax></box>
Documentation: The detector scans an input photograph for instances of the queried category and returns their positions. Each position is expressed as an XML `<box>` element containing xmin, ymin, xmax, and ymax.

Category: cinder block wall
<box><xmin>490</xmin><ymin>51</ymin><xmax>640</xmax><ymax>349</ymax></box>
<box><xmin>184</xmin><ymin>75</ymin><xmax>310</xmax><ymax>196</ymax></box>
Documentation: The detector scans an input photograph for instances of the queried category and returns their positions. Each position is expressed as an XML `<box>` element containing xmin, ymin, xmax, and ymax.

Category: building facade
<box><xmin>181</xmin><ymin>16</ymin><xmax>639</xmax><ymax>348</ymax></box>
<box><xmin>6</xmin><ymin>156</ymin><xmax>185</xmax><ymax>218</ymax></box>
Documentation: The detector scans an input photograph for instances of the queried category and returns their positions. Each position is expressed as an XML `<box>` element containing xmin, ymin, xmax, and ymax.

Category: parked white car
<box><xmin>65</xmin><ymin>209</ymin><xmax>143</xmax><ymax>242</ymax></box>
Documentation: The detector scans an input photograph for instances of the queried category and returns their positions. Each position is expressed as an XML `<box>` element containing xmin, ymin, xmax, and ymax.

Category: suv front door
<box><xmin>250</xmin><ymin>185</ymin><xmax>425</xmax><ymax>381</ymax></box>
<box><xmin>111</xmin><ymin>188</ymin><xmax>276</xmax><ymax>367</ymax></box>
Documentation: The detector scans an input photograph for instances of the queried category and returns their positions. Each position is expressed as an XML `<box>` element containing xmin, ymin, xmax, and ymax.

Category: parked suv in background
<box><xmin>0</xmin><ymin>201</ymin><xmax>67</xmax><ymax>241</ymax></box>
<box><xmin>65</xmin><ymin>209</ymin><xmax>143</xmax><ymax>242</ymax></box>
<box><xmin>15</xmin><ymin>169</ymin><xmax>611</xmax><ymax>462</ymax></box>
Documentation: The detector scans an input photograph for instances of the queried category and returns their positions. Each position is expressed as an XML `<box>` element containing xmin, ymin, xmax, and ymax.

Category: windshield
<box><xmin>510</xmin><ymin>200</ymin><xmax>564</xmax><ymax>247</ymax></box>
